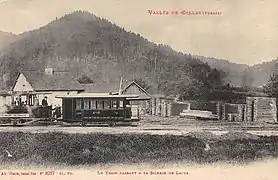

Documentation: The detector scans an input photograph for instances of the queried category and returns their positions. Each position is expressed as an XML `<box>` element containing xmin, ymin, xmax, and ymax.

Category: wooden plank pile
<box><xmin>252</xmin><ymin>97</ymin><xmax>277</xmax><ymax>123</ymax></box>
<box><xmin>217</xmin><ymin>102</ymin><xmax>245</xmax><ymax>122</ymax></box>
<box><xmin>148</xmin><ymin>95</ymin><xmax>277</xmax><ymax>123</ymax></box>
<box><xmin>148</xmin><ymin>96</ymin><xmax>184</xmax><ymax>117</ymax></box>
<box><xmin>219</xmin><ymin>97</ymin><xmax>277</xmax><ymax>123</ymax></box>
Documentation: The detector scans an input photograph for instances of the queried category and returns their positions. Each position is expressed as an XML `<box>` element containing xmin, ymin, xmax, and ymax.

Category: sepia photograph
<box><xmin>0</xmin><ymin>0</ymin><xmax>278</xmax><ymax>179</ymax></box>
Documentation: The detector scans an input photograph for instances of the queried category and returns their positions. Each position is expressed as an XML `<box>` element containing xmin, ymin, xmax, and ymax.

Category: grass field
<box><xmin>0</xmin><ymin>131</ymin><xmax>278</xmax><ymax>168</ymax></box>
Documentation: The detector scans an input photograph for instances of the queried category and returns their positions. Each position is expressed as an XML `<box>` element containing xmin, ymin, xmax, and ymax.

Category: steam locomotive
<box><xmin>0</xmin><ymin>92</ymin><xmax>54</xmax><ymax>126</ymax></box>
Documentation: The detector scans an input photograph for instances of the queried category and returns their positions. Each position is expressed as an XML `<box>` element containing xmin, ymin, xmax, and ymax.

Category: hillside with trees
<box><xmin>263</xmin><ymin>62</ymin><xmax>278</xmax><ymax>97</ymax></box>
<box><xmin>196</xmin><ymin>55</ymin><xmax>278</xmax><ymax>89</ymax></box>
<box><xmin>194</xmin><ymin>55</ymin><xmax>248</xmax><ymax>87</ymax></box>
<box><xmin>245</xmin><ymin>59</ymin><xmax>278</xmax><ymax>88</ymax></box>
<box><xmin>0</xmin><ymin>31</ymin><xmax>16</xmax><ymax>51</ymax></box>
<box><xmin>0</xmin><ymin>11</ymin><xmax>225</xmax><ymax>100</ymax></box>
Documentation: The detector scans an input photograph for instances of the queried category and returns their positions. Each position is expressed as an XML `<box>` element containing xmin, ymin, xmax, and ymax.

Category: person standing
<box><xmin>34</xmin><ymin>96</ymin><xmax>39</xmax><ymax>107</ymax></box>
<box><xmin>42</xmin><ymin>96</ymin><xmax>48</xmax><ymax>106</ymax></box>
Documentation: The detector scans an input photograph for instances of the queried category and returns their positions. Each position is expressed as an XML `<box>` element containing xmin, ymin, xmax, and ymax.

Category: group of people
<box><xmin>34</xmin><ymin>96</ymin><xmax>61</xmax><ymax>118</ymax></box>
<box><xmin>11</xmin><ymin>95</ymin><xmax>60</xmax><ymax>118</ymax></box>
<box><xmin>11</xmin><ymin>97</ymin><xmax>25</xmax><ymax>106</ymax></box>
<box><xmin>34</xmin><ymin>96</ymin><xmax>48</xmax><ymax>107</ymax></box>
<box><xmin>12</xmin><ymin>96</ymin><xmax>49</xmax><ymax>107</ymax></box>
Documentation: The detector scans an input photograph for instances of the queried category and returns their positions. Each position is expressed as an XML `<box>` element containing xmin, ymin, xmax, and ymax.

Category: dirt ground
<box><xmin>0</xmin><ymin>115</ymin><xmax>278</xmax><ymax>136</ymax></box>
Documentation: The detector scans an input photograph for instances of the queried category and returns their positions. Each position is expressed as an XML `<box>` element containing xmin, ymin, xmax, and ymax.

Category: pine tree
<box><xmin>264</xmin><ymin>62</ymin><xmax>278</xmax><ymax>97</ymax></box>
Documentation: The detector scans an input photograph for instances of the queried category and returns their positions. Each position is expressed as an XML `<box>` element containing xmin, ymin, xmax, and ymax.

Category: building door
<box><xmin>63</xmin><ymin>99</ymin><xmax>73</xmax><ymax>121</ymax></box>
<box><xmin>131</xmin><ymin>105</ymin><xmax>139</xmax><ymax>120</ymax></box>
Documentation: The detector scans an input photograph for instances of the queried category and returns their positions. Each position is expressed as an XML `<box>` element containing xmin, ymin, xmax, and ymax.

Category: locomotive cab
<box><xmin>0</xmin><ymin>92</ymin><xmax>53</xmax><ymax>125</ymax></box>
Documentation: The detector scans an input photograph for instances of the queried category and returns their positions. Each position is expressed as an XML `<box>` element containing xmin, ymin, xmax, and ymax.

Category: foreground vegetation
<box><xmin>0</xmin><ymin>132</ymin><xmax>278</xmax><ymax>167</ymax></box>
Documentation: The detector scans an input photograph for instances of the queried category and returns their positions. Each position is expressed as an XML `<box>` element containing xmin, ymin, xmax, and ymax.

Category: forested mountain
<box><xmin>0</xmin><ymin>11</ymin><xmax>224</xmax><ymax>99</ymax></box>
<box><xmin>195</xmin><ymin>55</ymin><xmax>278</xmax><ymax>88</ymax></box>
<box><xmin>244</xmin><ymin>59</ymin><xmax>278</xmax><ymax>87</ymax></box>
<box><xmin>194</xmin><ymin>55</ymin><xmax>248</xmax><ymax>87</ymax></box>
<box><xmin>0</xmin><ymin>31</ymin><xmax>16</xmax><ymax>51</ymax></box>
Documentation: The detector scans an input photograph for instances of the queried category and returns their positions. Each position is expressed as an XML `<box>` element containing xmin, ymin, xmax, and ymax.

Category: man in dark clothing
<box><xmin>52</xmin><ymin>105</ymin><xmax>61</xmax><ymax>119</ymax></box>
<box><xmin>42</xmin><ymin>96</ymin><xmax>48</xmax><ymax>106</ymax></box>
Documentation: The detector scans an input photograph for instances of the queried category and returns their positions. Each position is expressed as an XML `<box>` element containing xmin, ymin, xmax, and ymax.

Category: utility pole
<box><xmin>118</xmin><ymin>77</ymin><xmax>123</xmax><ymax>95</ymax></box>
<box><xmin>154</xmin><ymin>51</ymin><xmax>157</xmax><ymax>71</ymax></box>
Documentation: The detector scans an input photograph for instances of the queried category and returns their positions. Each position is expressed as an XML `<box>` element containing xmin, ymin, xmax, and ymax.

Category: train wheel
<box><xmin>12</xmin><ymin>120</ymin><xmax>18</xmax><ymax>126</ymax></box>
<box><xmin>108</xmin><ymin>122</ymin><xmax>116</xmax><ymax>127</ymax></box>
<box><xmin>81</xmin><ymin>122</ymin><xmax>87</xmax><ymax>127</ymax></box>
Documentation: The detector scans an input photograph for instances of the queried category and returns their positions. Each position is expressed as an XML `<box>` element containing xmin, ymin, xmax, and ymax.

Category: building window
<box><xmin>97</xmin><ymin>101</ymin><xmax>103</xmax><ymax>109</ymax></box>
<box><xmin>76</xmin><ymin>99</ymin><xmax>82</xmax><ymax>109</ymax></box>
<box><xmin>103</xmin><ymin>100</ymin><xmax>111</xmax><ymax>109</ymax></box>
<box><xmin>90</xmin><ymin>100</ymin><xmax>96</xmax><ymax>109</ymax></box>
<box><xmin>111</xmin><ymin>101</ymin><xmax>118</xmax><ymax>109</ymax></box>
<box><xmin>119</xmin><ymin>101</ymin><xmax>124</xmax><ymax>108</ymax></box>
<box><xmin>84</xmin><ymin>99</ymin><xmax>90</xmax><ymax>109</ymax></box>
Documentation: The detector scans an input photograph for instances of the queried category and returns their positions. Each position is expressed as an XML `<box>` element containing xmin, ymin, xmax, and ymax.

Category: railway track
<box><xmin>0</xmin><ymin>123</ymin><xmax>277</xmax><ymax>136</ymax></box>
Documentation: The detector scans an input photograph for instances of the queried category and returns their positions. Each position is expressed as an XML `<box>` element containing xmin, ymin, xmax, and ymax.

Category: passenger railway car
<box><xmin>56</xmin><ymin>93</ymin><xmax>140</xmax><ymax>126</ymax></box>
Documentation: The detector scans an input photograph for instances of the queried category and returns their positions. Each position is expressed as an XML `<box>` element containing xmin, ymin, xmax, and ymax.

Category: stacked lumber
<box><xmin>246</xmin><ymin>97</ymin><xmax>255</xmax><ymax>122</ymax></box>
<box><xmin>161</xmin><ymin>100</ymin><xmax>167</xmax><ymax>117</ymax></box>
<box><xmin>146</xmin><ymin>100</ymin><xmax>151</xmax><ymax>114</ymax></box>
<box><xmin>237</xmin><ymin>104</ymin><xmax>245</xmax><ymax>122</ymax></box>
<box><xmin>155</xmin><ymin>98</ymin><xmax>161</xmax><ymax>116</ymax></box>
<box><xmin>151</xmin><ymin>97</ymin><xmax>156</xmax><ymax>115</ymax></box>
<box><xmin>166</xmin><ymin>102</ymin><xmax>172</xmax><ymax>117</ymax></box>
<box><xmin>253</xmin><ymin>97</ymin><xmax>277</xmax><ymax>123</ymax></box>
<box><xmin>216</xmin><ymin>102</ymin><xmax>223</xmax><ymax>120</ymax></box>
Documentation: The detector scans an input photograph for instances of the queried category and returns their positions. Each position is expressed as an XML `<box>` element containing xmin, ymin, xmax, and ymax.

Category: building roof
<box><xmin>122</xmin><ymin>81</ymin><xmax>151</xmax><ymax>97</ymax></box>
<box><xmin>0</xmin><ymin>90</ymin><xmax>11</xmax><ymax>96</ymax></box>
<box><xmin>56</xmin><ymin>93</ymin><xmax>139</xmax><ymax>99</ymax></box>
<box><xmin>82</xmin><ymin>82</ymin><xmax>120</xmax><ymax>93</ymax></box>
<box><xmin>113</xmin><ymin>80</ymin><xmax>152</xmax><ymax>100</ymax></box>
<box><xmin>79</xmin><ymin>80</ymin><xmax>152</xmax><ymax>98</ymax></box>
<box><xmin>12</xmin><ymin>71</ymin><xmax>84</xmax><ymax>91</ymax></box>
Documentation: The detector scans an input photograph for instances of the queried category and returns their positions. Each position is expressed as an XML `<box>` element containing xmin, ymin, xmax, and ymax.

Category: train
<box><xmin>56</xmin><ymin>93</ymin><xmax>140</xmax><ymax>126</ymax></box>
<box><xmin>0</xmin><ymin>92</ymin><xmax>140</xmax><ymax>127</ymax></box>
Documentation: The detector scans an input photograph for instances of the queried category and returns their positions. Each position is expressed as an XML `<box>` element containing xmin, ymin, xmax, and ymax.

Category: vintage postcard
<box><xmin>0</xmin><ymin>0</ymin><xmax>278</xmax><ymax>179</ymax></box>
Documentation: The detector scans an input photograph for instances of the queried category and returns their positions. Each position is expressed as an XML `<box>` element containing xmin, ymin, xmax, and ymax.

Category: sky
<box><xmin>0</xmin><ymin>0</ymin><xmax>278</xmax><ymax>65</ymax></box>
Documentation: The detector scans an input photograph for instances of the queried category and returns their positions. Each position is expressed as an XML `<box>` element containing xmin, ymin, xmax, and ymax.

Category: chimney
<box><xmin>45</xmin><ymin>67</ymin><xmax>54</xmax><ymax>75</ymax></box>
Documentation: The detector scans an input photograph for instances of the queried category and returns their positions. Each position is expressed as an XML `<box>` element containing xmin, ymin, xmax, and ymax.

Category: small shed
<box><xmin>121</xmin><ymin>81</ymin><xmax>151</xmax><ymax>115</ymax></box>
